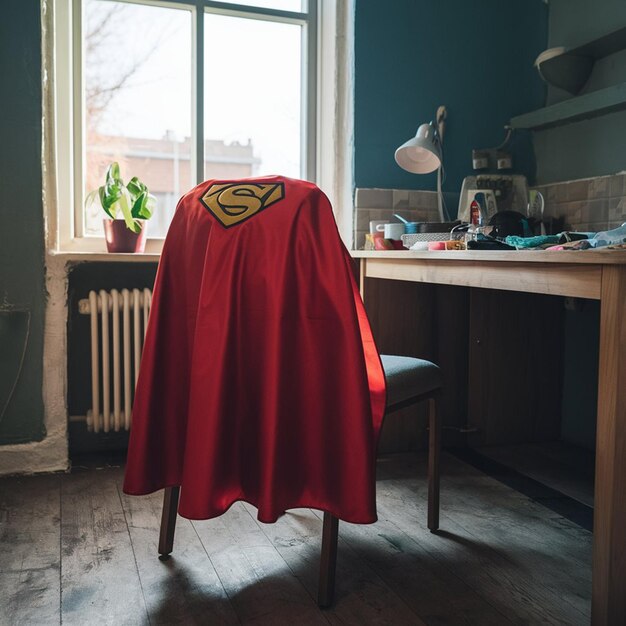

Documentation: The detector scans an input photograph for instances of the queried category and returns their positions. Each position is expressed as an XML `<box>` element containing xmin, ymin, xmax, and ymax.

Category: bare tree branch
<box><xmin>85</xmin><ymin>2</ymin><xmax>175</xmax><ymax>128</ymax></box>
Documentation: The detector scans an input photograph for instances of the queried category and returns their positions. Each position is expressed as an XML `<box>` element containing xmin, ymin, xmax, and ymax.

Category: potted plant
<box><xmin>85</xmin><ymin>162</ymin><xmax>156</xmax><ymax>253</ymax></box>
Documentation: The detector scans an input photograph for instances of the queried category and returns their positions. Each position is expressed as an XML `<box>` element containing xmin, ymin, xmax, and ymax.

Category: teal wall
<box><xmin>354</xmin><ymin>0</ymin><xmax>548</xmax><ymax>200</ymax></box>
<box><xmin>534</xmin><ymin>0</ymin><xmax>626</xmax><ymax>183</ymax></box>
<box><xmin>0</xmin><ymin>2</ymin><xmax>46</xmax><ymax>444</ymax></box>
<box><xmin>548</xmin><ymin>0</ymin><xmax>626</xmax><ymax>58</ymax></box>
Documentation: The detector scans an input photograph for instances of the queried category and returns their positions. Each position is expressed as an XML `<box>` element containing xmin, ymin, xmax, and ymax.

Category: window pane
<box><xmin>211</xmin><ymin>0</ymin><xmax>306</xmax><ymax>12</ymax></box>
<box><xmin>204</xmin><ymin>13</ymin><xmax>302</xmax><ymax>180</ymax></box>
<box><xmin>84</xmin><ymin>1</ymin><xmax>192</xmax><ymax>238</ymax></box>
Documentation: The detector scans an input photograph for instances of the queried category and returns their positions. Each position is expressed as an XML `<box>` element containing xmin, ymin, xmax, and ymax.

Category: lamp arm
<box><xmin>436</xmin><ymin>105</ymin><xmax>447</xmax><ymax>144</ymax></box>
<box><xmin>435</xmin><ymin>105</ymin><xmax>447</xmax><ymax>222</ymax></box>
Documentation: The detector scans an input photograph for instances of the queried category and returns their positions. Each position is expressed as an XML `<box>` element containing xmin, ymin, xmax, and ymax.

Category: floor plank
<box><xmin>60</xmin><ymin>469</ymin><xmax>148</xmax><ymax>625</ymax></box>
<box><xmin>319</xmin><ymin>509</ymin><xmax>512</xmax><ymax>625</ymax></box>
<box><xmin>118</xmin><ymin>485</ymin><xmax>239</xmax><ymax>625</ymax></box>
<box><xmin>192</xmin><ymin>503</ymin><xmax>329</xmax><ymax>625</ymax></box>
<box><xmin>244</xmin><ymin>504</ymin><xmax>425</xmax><ymax>625</ymax></box>
<box><xmin>0</xmin><ymin>474</ymin><xmax>61</xmax><ymax>626</ymax></box>
<box><xmin>376</xmin><ymin>454</ymin><xmax>591</xmax><ymax>624</ymax></box>
<box><xmin>477</xmin><ymin>441</ymin><xmax>595</xmax><ymax>506</ymax></box>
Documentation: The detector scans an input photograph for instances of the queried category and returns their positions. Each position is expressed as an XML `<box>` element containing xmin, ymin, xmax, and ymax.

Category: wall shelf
<box><xmin>573</xmin><ymin>25</ymin><xmax>626</xmax><ymax>60</ymax></box>
<box><xmin>510</xmin><ymin>81</ymin><xmax>626</xmax><ymax>130</ymax></box>
<box><xmin>512</xmin><ymin>25</ymin><xmax>626</xmax><ymax>131</ymax></box>
<box><xmin>535</xmin><ymin>25</ymin><xmax>626</xmax><ymax>95</ymax></box>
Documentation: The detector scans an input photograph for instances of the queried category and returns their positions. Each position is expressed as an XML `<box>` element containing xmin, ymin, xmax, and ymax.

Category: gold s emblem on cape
<box><xmin>201</xmin><ymin>182</ymin><xmax>285</xmax><ymax>227</ymax></box>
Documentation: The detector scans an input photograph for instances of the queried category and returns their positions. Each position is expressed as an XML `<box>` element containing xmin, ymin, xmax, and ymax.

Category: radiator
<box><xmin>74</xmin><ymin>289</ymin><xmax>152</xmax><ymax>433</ymax></box>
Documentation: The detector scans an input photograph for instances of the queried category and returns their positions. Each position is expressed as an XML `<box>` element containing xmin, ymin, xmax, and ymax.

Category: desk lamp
<box><xmin>395</xmin><ymin>105</ymin><xmax>447</xmax><ymax>221</ymax></box>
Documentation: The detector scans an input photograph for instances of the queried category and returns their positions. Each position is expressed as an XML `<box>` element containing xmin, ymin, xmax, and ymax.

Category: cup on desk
<box><xmin>383</xmin><ymin>223</ymin><xmax>405</xmax><ymax>240</ymax></box>
<box><xmin>369</xmin><ymin>220</ymin><xmax>390</xmax><ymax>235</ymax></box>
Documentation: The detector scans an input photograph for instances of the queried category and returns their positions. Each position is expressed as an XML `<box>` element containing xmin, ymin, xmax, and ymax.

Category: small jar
<box><xmin>472</xmin><ymin>149</ymin><xmax>489</xmax><ymax>170</ymax></box>
<box><xmin>496</xmin><ymin>151</ymin><xmax>512</xmax><ymax>170</ymax></box>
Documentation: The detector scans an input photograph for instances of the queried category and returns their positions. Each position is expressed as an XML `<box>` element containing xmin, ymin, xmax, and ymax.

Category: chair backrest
<box><xmin>123</xmin><ymin>176</ymin><xmax>386</xmax><ymax>524</ymax></box>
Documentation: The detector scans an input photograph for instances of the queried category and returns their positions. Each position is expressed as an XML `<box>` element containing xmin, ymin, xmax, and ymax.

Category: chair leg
<box><xmin>428</xmin><ymin>396</ymin><xmax>441</xmax><ymax>532</ymax></box>
<box><xmin>318</xmin><ymin>512</ymin><xmax>339</xmax><ymax>608</ymax></box>
<box><xmin>158</xmin><ymin>486</ymin><xmax>180</xmax><ymax>557</ymax></box>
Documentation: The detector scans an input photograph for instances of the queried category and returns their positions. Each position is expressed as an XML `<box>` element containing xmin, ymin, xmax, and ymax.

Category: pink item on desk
<box><xmin>374</xmin><ymin>237</ymin><xmax>395</xmax><ymax>250</ymax></box>
<box><xmin>428</xmin><ymin>241</ymin><xmax>446</xmax><ymax>251</ymax></box>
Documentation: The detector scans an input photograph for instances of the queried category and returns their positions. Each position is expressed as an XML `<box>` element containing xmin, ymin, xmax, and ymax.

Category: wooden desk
<box><xmin>354</xmin><ymin>249</ymin><xmax>626</xmax><ymax>625</ymax></box>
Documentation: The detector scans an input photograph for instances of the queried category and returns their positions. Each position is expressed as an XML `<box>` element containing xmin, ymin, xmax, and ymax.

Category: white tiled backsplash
<box><xmin>353</xmin><ymin>173</ymin><xmax>626</xmax><ymax>249</ymax></box>
<box><xmin>533</xmin><ymin>173</ymin><xmax>626</xmax><ymax>234</ymax></box>
<box><xmin>353</xmin><ymin>188</ymin><xmax>439</xmax><ymax>249</ymax></box>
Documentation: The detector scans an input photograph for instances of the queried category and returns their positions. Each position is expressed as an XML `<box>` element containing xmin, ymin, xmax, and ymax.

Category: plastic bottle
<box><xmin>591</xmin><ymin>223</ymin><xmax>626</xmax><ymax>248</ymax></box>
<box><xmin>470</xmin><ymin>199</ymin><xmax>482</xmax><ymax>227</ymax></box>
<box><xmin>466</xmin><ymin>194</ymin><xmax>487</xmax><ymax>243</ymax></box>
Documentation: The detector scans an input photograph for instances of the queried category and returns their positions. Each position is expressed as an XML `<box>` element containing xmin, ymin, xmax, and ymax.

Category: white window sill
<box><xmin>48</xmin><ymin>250</ymin><xmax>161</xmax><ymax>263</ymax></box>
<box><xmin>47</xmin><ymin>237</ymin><xmax>163</xmax><ymax>262</ymax></box>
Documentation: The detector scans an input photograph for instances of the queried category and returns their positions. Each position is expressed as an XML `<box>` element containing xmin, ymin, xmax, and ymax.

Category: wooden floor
<box><xmin>477</xmin><ymin>441</ymin><xmax>595</xmax><ymax>507</ymax></box>
<box><xmin>0</xmin><ymin>452</ymin><xmax>592</xmax><ymax>625</ymax></box>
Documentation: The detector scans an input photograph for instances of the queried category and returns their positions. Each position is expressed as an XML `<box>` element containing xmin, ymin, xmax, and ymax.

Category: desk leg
<box><xmin>359</xmin><ymin>258</ymin><xmax>366</xmax><ymax>298</ymax></box>
<box><xmin>593</xmin><ymin>265</ymin><xmax>626</xmax><ymax>624</ymax></box>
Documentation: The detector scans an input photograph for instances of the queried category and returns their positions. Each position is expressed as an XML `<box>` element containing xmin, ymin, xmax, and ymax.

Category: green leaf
<box><xmin>85</xmin><ymin>162</ymin><xmax>154</xmax><ymax>228</ymax></box>
<box><xmin>126</xmin><ymin>176</ymin><xmax>146</xmax><ymax>197</ymax></box>
<box><xmin>118</xmin><ymin>186</ymin><xmax>140</xmax><ymax>232</ymax></box>
<box><xmin>98</xmin><ymin>186</ymin><xmax>116</xmax><ymax>218</ymax></box>
<box><xmin>106</xmin><ymin>162</ymin><xmax>122</xmax><ymax>186</ymax></box>
<box><xmin>145</xmin><ymin>193</ymin><xmax>156</xmax><ymax>217</ymax></box>
<box><xmin>130</xmin><ymin>191</ymin><xmax>146</xmax><ymax>218</ymax></box>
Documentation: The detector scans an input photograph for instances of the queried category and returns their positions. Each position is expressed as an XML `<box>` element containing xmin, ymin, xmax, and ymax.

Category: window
<box><xmin>83</xmin><ymin>1</ymin><xmax>194</xmax><ymax>238</ymax></box>
<box><xmin>54</xmin><ymin>0</ymin><xmax>319</xmax><ymax>248</ymax></box>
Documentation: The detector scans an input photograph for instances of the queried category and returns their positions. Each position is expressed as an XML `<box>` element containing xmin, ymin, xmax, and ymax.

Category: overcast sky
<box><xmin>87</xmin><ymin>0</ymin><xmax>303</xmax><ymax>179</ymax></box>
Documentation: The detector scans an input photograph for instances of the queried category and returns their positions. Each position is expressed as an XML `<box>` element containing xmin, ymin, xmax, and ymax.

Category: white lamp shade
<box><xmin>394</xmin><ymin>123</ymin><xmax>442</xmax><ymax>174</ymax></box>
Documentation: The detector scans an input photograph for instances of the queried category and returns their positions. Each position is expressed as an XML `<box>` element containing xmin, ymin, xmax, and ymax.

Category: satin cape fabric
<box><xmin>123</xmin><ymin>176</ymin><xmax>386</xmax><ymax>523</ymax></box>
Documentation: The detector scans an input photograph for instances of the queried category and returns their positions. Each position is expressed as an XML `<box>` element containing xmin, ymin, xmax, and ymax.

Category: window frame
<box><xmin>53</xmin><ymin>0</ymin><xmax>319</xmax><ymax>252</ymax></box>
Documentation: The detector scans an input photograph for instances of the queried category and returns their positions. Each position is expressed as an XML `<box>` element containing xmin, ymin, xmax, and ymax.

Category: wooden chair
<box><xmin>158</xmin><ymin>353</ymin><xmax>443</xmax><ymax>609</ymax></box>
<box><xmin>318</xmin><ymin>354</ymin><xmax>443</xmax><ymax>606</ymax></box>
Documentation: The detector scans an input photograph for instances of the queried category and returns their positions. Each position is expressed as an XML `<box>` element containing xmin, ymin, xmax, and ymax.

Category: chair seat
<box><xmin>381</xmin><ymin>354</ymin><xmax>443</xmax><ymax>408</ymax></box>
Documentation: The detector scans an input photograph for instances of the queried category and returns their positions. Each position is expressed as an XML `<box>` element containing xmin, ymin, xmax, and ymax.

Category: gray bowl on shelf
<box><xmin>534</xmin><ymin>47</ymin><xmax>594</xmax><ymax>95</ymax></box>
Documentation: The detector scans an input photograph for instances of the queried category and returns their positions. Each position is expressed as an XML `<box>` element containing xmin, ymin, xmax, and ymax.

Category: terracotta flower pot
<box><xmin>103</xmin><ymin>219</ymin><xmax>147</xmax><ymax>253</ymax></box>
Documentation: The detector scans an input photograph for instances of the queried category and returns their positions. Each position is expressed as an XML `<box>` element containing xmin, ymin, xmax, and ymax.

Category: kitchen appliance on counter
<box><xmin>457</xmin><ymin>174</ymin><xmax>529</xmax><ymax>222</ymax></box>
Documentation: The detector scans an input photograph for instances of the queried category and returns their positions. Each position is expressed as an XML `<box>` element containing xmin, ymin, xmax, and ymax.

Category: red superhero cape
<box><xmin>123</xmin><ymin>176</ymin><xmax>386</xmax><ymax>523</ymax></box>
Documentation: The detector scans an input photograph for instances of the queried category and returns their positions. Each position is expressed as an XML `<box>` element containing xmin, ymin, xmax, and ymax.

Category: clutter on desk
<box><xmin>369</xmin><ymin>220</ymin><xmax>389</xmax><ymax>235</ymax></box>
<box><xmin>505</xmin><ymin>234</ymin><xmax>560</xmax><ymax>248</ymax></box>
<box><xmin>458</xmin><ymin>174</ymin><xmax>566</xmax><ymax>236</ymax></box>
<box><xmin>489</xmin><ymin>210</ymin><xmax>534</xmax><ymax>238</ymax></box>
<box><xmin>366</xmin><ymin>216</ymin><xmax>408</xmax><ymax>248</ymax></box>
<box><xmin>364</xmin><ymin>214</ymin><xmax>462</xmax><ymax>250</ymax></box>
<box><xmin>372</xmin><ymin>236</ymin><xmax>404</xmax><ymax>250</ymax></box>
<box><xmin>590</xmin><ymin>223</ymin><xmax>626</xmax><ymax>248</ymax></box>
<box><xmin>356</xmin><ymin>170</ymin><xmax>626</xmax><ymax>254</ymax></box>
<box><xmin>367</xmin><ymin>214</ymin><xmax>625</xmax><ymax>253</ymax></box>
<box><xmin>358</xmin><ymin>170</ymin><xmax>626</xmax><ymax>253</ymax></box>
<box><xmin>506</xmin><ymin>231</ymin><xmax>595</xmax><ymax>250</ymax></box>
<box><xmin>502</xmin><ymin>226</ymin><xmax>626</xmax><ymax>250</ymax></box>
<box><xmin>545</xmin><ymin>240</ymin><xmax>593</xmax><ymax>251</ymax></box>
<box><xmin>458</xmin><ymin>174</ymin><xmax>529</xmax><ymax>221</ymax></box>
